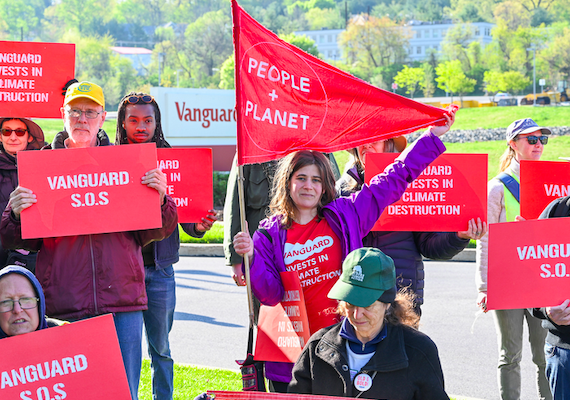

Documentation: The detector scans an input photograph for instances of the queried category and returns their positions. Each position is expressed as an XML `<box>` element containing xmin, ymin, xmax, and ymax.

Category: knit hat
<box><xmin>328</xmin><ymin>248</ymin><xmax>397</xmax><ymax>307</ymax></box>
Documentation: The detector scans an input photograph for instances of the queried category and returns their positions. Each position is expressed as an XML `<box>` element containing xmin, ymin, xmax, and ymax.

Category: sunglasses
<box><xmin>521</xmin><ymin>135</ymin><xmax>549</xmax><ymax>145</ymax></box>
<box><xmin>0</xmin><ymin>128</ymin><xmax>28</xmax><ymax>137</ymax></box>
<box><xmin>124</xmin><ymin>95</ymin><xmax>154</xmax><ymax>105</ymax></box>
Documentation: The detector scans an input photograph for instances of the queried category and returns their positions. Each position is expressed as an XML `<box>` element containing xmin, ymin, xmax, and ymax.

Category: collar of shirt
<box><xmin>339</xmin><ymin>317</ymin><xmax>387</xmax><ymax>354</ymax></box>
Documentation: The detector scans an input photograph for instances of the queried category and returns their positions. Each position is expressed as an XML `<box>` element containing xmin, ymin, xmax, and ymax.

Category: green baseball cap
<box><xmin>328</xmin><ymin>247</ymin><xmax>396</xmax><ymax>307</ymax></box>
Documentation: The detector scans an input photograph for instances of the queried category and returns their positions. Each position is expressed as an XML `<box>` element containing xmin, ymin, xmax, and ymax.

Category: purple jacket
<box><xmin>337</xmin><ymin>166</ymin><xmax>469</xmax><ymax>307</ymax></box>
<box><xmin>249</xmin><ymin>131</ymin><xmax>445</xmax><ymax>382</ymax></box>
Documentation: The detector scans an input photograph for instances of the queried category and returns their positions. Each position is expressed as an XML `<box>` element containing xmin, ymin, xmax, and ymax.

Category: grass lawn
<box><xmin>139</xmin><ymin>359</ymin><xmax>242</xmax><ymax>400</ymax></box>
<box><xmin>180</xmin><ymin>222</ymin><xmax>224</xmax><ymax>243</ymax></box>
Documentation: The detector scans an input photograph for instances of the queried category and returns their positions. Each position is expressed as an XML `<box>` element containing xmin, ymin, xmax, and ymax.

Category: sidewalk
<box><xmin>179</xmin><ymin>243</ymin><xmax>477</xmax><ymax>261</ymax></box>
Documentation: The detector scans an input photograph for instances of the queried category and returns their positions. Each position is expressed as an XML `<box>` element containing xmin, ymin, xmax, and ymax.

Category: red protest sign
<box><xmin>487</xmin><ymin>218</ymin><xmax>570</xmax><ymax>310</ymax></box>
<box><xmin>0</xmin><ymin>314</ymin><xmax>130</xmax><ymax>400</ymax></box>
<box><xmin>208</xmin><ymin>391</ymin><xmax>354</xmax><ymax>400</ymax></box>
<box><xmin>18</xmin><ymin>143</ymin><xmax>161</xmax><ymax>239</ymax></box>
<box><xmin>255</xmin><ymin>272</ymin><xmax>311</xmax><ymax>363</ymax></box>
<box><xmin>364</xmin><ymin>153</ymin><xmax>487</xmax><ymax>231</ymax></box>
<box><xmin>231</xmin><ymin>0</ymin><xmax>453</xmax><ymax>165</ymax></box>
<box><xmin>520</xmin><ymin>160</ymin><xmax>570</xmax><ymax>220</ymax></box>
<box><xmin>0</xmin><ymin>41</ymin><xmax>75</xmax><ymax>118</ymax></box>
<box><xmin>157</xmin><ymin>148</ymin><xmax>213</xmax><ymax>223</ymax></box>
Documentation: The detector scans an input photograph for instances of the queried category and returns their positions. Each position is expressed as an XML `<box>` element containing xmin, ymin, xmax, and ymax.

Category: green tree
<box><xmin>394</xmin><ymin>65</ymin><xmax>425</xmax><ymax>98</ymax></box>
<box><xmin>183</xmin><ymin>9</ymin><xmax>233</xmax><ymax>83</ymax></box>
<box><xmin>0</xmin><ymin>0</ymin><xmax>44</xmax><ymax>40</ymax></box>
<box><xmin>305</xmin><ymin>7</ymin><xmax>344</xmax><ymax>30</ymax></box>
<box><xmin>483</xmin><ymin>70</ymin><xmax>531</xmax><ymax>94</ymax></box>
<box><xmin>541</xmin><ymin>27</ymin><xmax>570</xmax><ymax>80</ymax></box>
<box><xmin>340</xmin><ymin>15</ymin><xmax>409</xmax><ymax>77</ymax></box>
<box><xmin>436</xmin><ymin>60</ymin><xmax>476</xmax><ymax>104</ymax></box>
<box><xmin>219</xmin><ymin>55</ymin><xmax>235</xmax><ymax>90</ymax></box>
<box><xmin>421</xmin><ymin>62</ymin><xmax>437</xmax><ymax>97</ymax></box>
<box><xmin>280</xmin><ymin>33</ymin><xmax>320</xmax><ymax>57</ymax></box>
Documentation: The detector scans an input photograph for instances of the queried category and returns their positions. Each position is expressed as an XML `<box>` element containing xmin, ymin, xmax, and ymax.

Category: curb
<box><xmin>180</xmin><ymin>243</ymin><xmax>477</xmax><ymax>262</ymax></box>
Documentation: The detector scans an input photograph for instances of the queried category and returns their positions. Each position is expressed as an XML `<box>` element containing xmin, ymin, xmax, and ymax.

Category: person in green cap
<box><xmin>289</xmin><ymin>247</ymin><xmax>449</xmax><ymax>399</ymax></box>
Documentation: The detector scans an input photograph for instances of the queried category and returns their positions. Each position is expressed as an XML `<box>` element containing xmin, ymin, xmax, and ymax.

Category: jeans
<box><xmin>494</xmin><ymin>308</ymin><xmax>551</xmax><ymax>400</ymax></box>
<box><xmin>545</xmin><ymin>343</ymin><xmax>570</xmax><ymax>400</ymax></box>
<box><xmin>113</xmin><ymin>311</ymin><xmax>144</xmax><ymax>400</ymax></box>
<box><xmin>143</xmin><ymin>265</ymin><xmax>176</xmax><ymax>400</ymax></box>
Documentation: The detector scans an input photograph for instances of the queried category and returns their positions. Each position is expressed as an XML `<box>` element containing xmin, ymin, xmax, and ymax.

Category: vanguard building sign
<box><xmin>151</xmin><ymin>87</ymin><xmax>237</xmax><ymax>147</ymax></box>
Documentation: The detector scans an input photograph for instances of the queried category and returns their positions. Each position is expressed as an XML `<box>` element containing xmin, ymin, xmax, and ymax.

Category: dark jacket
<box><xmin>337</xmin><ymin>165</ymin><xmax>469</xmax><ymax>305</ymax></box>
<box><xmin>152</xmin><ymin>223</ymin><xmax>203</xmax><ymax>269</ymax></box>
<box><xmin>0</xmin><ymin>130</ymin><xmax>179</xmax><ymax>319</ymax></box>
<box><xmin>0</xmin><ymin>265</ymin><xmax>49</xmax><ymax>339</ymax></box>
<box><xmin>533</xmin><ymin>196</ymin><xmax>570</xmax><ymax>349</ymax></box>
<box><xmin>289</xmin><ymin>322</ymin><xmax>449</xmax><ymax>399</ymax></box>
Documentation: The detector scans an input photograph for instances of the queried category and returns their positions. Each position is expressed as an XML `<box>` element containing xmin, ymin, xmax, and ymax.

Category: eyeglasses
<box><xmin>124</xmin><ymin>95</ymin><xmax>154</xmax><ymax>105</ymax></box>
<box><xmin>0</xmin><ymin>297</ymin><xmax>39</xmax><ymax>313</ymax></box>
<box><xmin>521</xmin><ymin>135</ymin><xmax>549</xmax><ymax>145</ymax></box>
<box><xmin>0</xmin><ymin>128</ymin><xmax>28</xmax><ymax>137</ymax></box>
<box><xmin>66</xmin><ymin>109</ymin><xmax>102</xmax><ymax>119</ymax></box>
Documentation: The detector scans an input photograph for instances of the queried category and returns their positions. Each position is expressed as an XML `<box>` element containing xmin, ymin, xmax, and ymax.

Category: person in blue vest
<box><xmin>116</xmin><ymin>92</ymin><xmax>217</xmax><ymax>400</ymax></box>
<box><xmin>476</xmin><ymin>118</ymin><xmax>552</xmax><ymax>400</ymax></box>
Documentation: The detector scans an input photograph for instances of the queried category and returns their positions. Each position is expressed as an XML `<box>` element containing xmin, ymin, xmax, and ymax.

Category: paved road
<box><xmin>164</xmin><ymin>256</ymin><xmax>544</xmax><ymax>400</ymax></box>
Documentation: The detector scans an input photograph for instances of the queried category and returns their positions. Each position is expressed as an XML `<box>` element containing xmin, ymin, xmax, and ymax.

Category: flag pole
<box><xmin>237</xmin><ymin>165</ymin><xmax>256</xmax><ymax>328</ymax></box>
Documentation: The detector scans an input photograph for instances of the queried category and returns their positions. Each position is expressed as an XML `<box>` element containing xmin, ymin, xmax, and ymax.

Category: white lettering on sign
<box><xmin>386</xmin><ymin>204</ymin><xmax>461</xmax><ymax>216</ymax></box>
<box><xmin>0</xmin><ymin>53</ymin><xmax>41</xmax><ymax>64</ymax></box>
<box><xmin>244</xmin><ymin>101</ymin><xmax>309</xmax><ymax>130</ymax></box>
<box><xmin>0</xmin><ymin>79</ymin><xmax>35</xmax><ymax>89</ymax></box>
<box><xmin>247</xmin><ymin>57</ymin><xmax>310</xmax><ymax>93</ymax></box>
<box><xmin>47</xmin><ymin>172</ymin><xmax>130</xmax><ymax>190</ymax></box>
<box><xmin>402</xmin><ymin>192</ymin><xmax>446</xmax><ymax>202</ymax></box>
<box><xmin>544</xmin><ymin>184</ymin><xmax>570</xmax><ymax>197</ymax></box>
<box><xmin>283</xmin><ymin>290</ymin><xmax>300</xmax><ymax>302</ymax></box>
<box><xmin>517</xmin><ymin>244</ymin><xmax>570</xmax><ymax>261</ymax></box>
<box><xmin>0</xmin><ymin>92</ymin><xmax>48</xmax><ymax>102</ymax></box>
<box><xmin>540</xmin><ymin>263</ymin><xmax>570</xmax><ymax>278</ymax></box>
<box><xmin>0</xmin><ymin>354</ymin><xmax>87</xmax><ymax>389</ymax></box>
<box><xmin>157</xmin><ymin>159</ymin><xmax>180</xmax><ymax>170</ymax></box>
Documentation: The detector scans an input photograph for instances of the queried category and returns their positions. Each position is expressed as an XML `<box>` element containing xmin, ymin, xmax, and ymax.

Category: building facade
<box><xmin>294</xmin><ymin>21</ymin><xmax>495</xmax><ymax>63</ymax></box>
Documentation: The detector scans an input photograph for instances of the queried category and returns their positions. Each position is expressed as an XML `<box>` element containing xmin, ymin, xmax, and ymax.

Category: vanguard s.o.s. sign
<box><xmin>151</xmin><ymin>87</ymin><xmax>237</xmax><ymax>147</ymax></box>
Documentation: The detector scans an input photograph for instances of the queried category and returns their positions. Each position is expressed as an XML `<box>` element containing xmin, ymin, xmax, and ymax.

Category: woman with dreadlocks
<box><xmin>115</xmin><ymin>92</ymin><xmax>217</xmax><ymax>400</ymax></box>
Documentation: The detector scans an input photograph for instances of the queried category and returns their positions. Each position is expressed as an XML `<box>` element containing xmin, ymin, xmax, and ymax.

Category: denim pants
<box><xmin>113</xmin><ymin>311</ymin><xmax>144</xmax><ymax>400</ymax></box>
<box><xmin>545</xmin><ymin>343</ymin><xmax>570</xmax><ymax>400</ymax></box>
<box><xmin>143</xmin><ymin>265</ymin><xmax>176</xmax><ymax>400</ymax></box>
<box><xmin>494</xmin><ymin>308</ymin><xmax>551</xmax><ymax>400</ymax></box>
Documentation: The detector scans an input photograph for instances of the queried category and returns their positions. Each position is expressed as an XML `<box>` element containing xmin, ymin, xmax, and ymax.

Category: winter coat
<box><xmin>337</xmin><ymin>165</ymin><xmax>469</xmax><ymax>305</ymax></box>
<box><xmin>289</xmin><ymin>322</ymin><xmax>449</xmax><ymax>399</ymax></box>
<box><xmin>250</xmin><ymin>131</ymin><xmax>445</xmax><ymax>382</ymax></box>
<box><xmin>0</xmin><ymin>130</ymin><xmax>179</xmax><ymax>319</ymax></box>
<box><xmin>0</xmin><ymin>265</ymin><xmax>49</xmax><ymax>339</ymax></box>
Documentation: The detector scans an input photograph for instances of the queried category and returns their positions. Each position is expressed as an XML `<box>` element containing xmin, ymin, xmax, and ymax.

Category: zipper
<box><xmin>89</xmin><ymin>235</ymin><xmax>98</xmax><ymax>315</ymax></box>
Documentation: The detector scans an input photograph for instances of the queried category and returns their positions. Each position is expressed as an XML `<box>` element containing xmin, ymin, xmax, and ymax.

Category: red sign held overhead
<box><xmin>0</xmin><ymin>314</ymin><xmax>131</xmax><ymax>400</ymax></box>
<box><xmin>520</xmin><ymin>160</ymin><xmax>570</xmax><ymax>220</ymax></box>
<box><xmin>487</xmin><ymin>218</ymin><xmax>570</xmax><ymax>310</ymax></box>
<box><xmin>0</xmin><ymin>41</ymin><xmax>75</xmax><ymax>118</ymax></box>
<box><xmin>18</xmin><ymin>143</ymin><xmax>161</xmax><ymax>239</ymax></box>
<box><xmin>255</xmin><ymin>272</ymin><xmax>311</xmax><ymax>363</ymax></box>
<box><xmin>157</xmin><ymin>148</ymin><xmax>213</xmax><ymax>223</ymax></box>
<box><xmin>364</xmin><ymin>153</ymin><xmax>488</xmax><ymax>231</ymax></box>
<box><xmin>231</xmin><ymin>0</ymin><xmax>453</xmax><ymax>165</ymax></box>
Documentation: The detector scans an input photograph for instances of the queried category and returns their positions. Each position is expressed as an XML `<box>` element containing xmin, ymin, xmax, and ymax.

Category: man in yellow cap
<box><xmin>0</xmin><ymin>81</ymin><xmax>178</xmax><ymax>400</ymax></box>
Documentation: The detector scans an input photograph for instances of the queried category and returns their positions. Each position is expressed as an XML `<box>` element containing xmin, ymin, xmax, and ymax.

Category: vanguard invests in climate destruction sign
<box><xmin>151</xmin><ymin>87</ymin><xmax>237</xmax><ymax>147</ymax></box>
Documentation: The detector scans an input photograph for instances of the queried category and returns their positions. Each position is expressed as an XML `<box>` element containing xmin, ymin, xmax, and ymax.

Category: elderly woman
<box><xmin>0</xmin><ymin>265</ymin><xmax>49</xmax><ymax>338</ymax></box>
<box><xmin>0</xmin><ymin>117</ymin><xmax>45</xmax><ymax>271</ymax></box>
<box><xmin>289</xmin><ymin>247</ymin><xmax>449</xmax><ymax>399</ymax></box>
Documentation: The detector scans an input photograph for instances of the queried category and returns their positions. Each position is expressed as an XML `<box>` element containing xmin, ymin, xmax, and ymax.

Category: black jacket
<box><xmin>289</xmin><ymin>321</ymin><xmax>449</xmax><ymax>399</ymax></box>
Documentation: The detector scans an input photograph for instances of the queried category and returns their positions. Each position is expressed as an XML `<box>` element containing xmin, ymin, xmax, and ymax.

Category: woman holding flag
<box><xmin>233</xmin><ymin>107</ymin><xmax>456</xmax><ymax>391</ymax></box>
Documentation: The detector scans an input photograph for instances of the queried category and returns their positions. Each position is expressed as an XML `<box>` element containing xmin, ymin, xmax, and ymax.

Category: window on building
<box><xmin>475</xmin><ymin>28</ymin><xmax>480</xmax><ymax>36</ymax></box>
<box><xmin>485</xmin><ymin>28</ymin><xmax>491</xmax><ymax>36</ymax></box>
<box><xmin>416</xmin><ymin>30</ymin><xmax>422</xmax><ymax>38</ymax></box>
<box><xmin>417</xmin><ymin>46</ymin><xmax>421</xmax><ymax>54</ymax></box>
<box><xmin>433</xmin><ymin>30</ymin><xmax>438</xmax><ymax>38</ymax></box>
<box><xmin>328</xmin><ymin>34</ymin><xmax>332</xmax><ymax>42</ymax></box>
<box><xmin>319</xmin><ymin>35</ymin><xmax>324</xmax><ymax>43</ymax></box>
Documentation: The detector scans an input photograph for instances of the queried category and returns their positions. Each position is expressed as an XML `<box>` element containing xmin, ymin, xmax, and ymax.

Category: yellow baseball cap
<box><xmin>64</xmin><ymin>81</ymin><xmax>105</xmax><ymax>108</ymax></box>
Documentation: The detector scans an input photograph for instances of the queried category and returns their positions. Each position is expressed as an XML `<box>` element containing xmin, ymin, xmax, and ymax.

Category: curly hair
<box><xmin>115</xmin><ymin>92</ymin><xmax>170</xmax><ymax>148</ymax></box>
<box><xmin>269</xmin><ymin>150</ymin><xmax>337</xmax><ymax>229</ymax></box>
<box><xmin>337</xmin><ymin>288</ymin><xmax>420</xmax><ymax>330</ymax></box>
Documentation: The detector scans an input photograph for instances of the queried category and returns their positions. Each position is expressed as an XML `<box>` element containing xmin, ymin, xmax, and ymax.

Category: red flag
<box><xmin>232</xmin><ymin>0</ymin><xmax>451</xmax><ymax>165</ymax></box>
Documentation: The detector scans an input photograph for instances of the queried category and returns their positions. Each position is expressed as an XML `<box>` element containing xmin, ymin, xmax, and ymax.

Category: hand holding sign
<box><xmin>547</xmin><ymin>299</ymin><xmax>570</xmax><ymax>325</ymax></box>
<box><xmin>142</xmin><ymin>168</ymin><xmax>167</xmax><ymax>204</ymax></box>
<box><xmin>457</xmin><ymin>217</ymin><xmax>487</xmax><ymax>240</ymax></box>
<box><xmin>195</xmin><ymin>209</ymin><xmax>218</xmax><ymax>232</ymax></box>
<box><xmin>8</xmin><ymin>186</ymin><xmax>36</xmax><ymax>219</ymax></box>
<box><xmin>429</xmin><ymin>105</ymin><xmax>457</xmax><ymax>137</ymax></box>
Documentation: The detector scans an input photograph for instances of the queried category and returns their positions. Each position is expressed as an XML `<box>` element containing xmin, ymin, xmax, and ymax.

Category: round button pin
<box><xmin>354</xmin><ymin>373</ymin><xmax>372</xmax><ymax>392</ymax></box>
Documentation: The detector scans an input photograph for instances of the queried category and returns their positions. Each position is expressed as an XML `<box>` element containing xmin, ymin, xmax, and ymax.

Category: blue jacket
<box><xmin>249</xmin><ymin>131</ymin><xmax>445</xmax><ymax>382</ymax></box>
<box><xmin>152</xmin><ymin>223</ymin><xmax>204</xmax><ymax>269</ymax></box>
